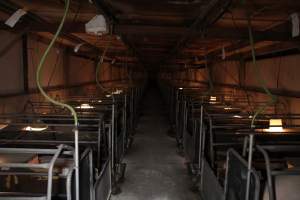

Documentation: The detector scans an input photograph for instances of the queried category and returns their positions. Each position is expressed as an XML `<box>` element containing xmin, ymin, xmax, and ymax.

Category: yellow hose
<box><xmin>35</xmin><ymin>1</ymin><xmax>80</xmax><ymax>199</ymax></box>
<box><xmin>35</xmin><ymin>0</ymin><xmax>78</xmax><ymax>126</ymax></box>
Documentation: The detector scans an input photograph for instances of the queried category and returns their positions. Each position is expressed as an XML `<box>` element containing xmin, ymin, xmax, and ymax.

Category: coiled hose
<box><xmin>35</xmin><ymin>1</ymin><xmax>80</xmax><ymax>200</ymax></box>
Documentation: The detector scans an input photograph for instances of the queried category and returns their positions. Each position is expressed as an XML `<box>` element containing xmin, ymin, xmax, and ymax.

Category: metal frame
<box><xmin>0</xmin><ymin>144</ymin><xmax>74</xmax><ymax>200</ymax></box>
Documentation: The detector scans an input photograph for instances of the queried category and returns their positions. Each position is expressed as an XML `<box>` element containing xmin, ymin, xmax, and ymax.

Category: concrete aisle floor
<box><xmin>112</xmin><ymin>87</ymin><xmax>199</xmax><ymax>200</ymax></box>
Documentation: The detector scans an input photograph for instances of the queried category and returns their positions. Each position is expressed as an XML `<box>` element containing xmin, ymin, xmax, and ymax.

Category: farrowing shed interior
<box><xmin>0</xmin><ymin>0</ymin><xmax>300</xmax><ymax>200</ymax></box>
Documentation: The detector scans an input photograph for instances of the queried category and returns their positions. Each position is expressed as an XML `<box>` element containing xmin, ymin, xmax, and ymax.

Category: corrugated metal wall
<box><xmin>159</xmin><ymin>54</ymin><xmax>300</xmax><ymax>114</ymax></box>
<box><xmin>0</xmin><ymin>31</ymin><xmax>143</xmax><ymax>113</ymax></box>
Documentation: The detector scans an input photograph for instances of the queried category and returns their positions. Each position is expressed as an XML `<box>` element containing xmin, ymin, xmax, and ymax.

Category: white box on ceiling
<box><xmin>85</xmin><ymin>15</ymin><xmax>108</xmax><ymax>36</ymax></box>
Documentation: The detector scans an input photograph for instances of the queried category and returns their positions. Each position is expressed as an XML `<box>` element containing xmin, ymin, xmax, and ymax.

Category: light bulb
<box><xmin>264</xmin><ymin>119</ymin><xmax>283</xmax><ymax>132</ymax></box>
<box><xmin>76</xmin><ymin>103</ymin><xmax>95</xmax><ymax>109</ymax></box>
<box><xmin>209</xmin><ymin>96</ymin><xmax>217</xmax><ymax>104</ymax></box>
<box><xmin>233</xmin><ymin>115</ymin><xmax>242</xmax><ymax>118</ymax></box>
<box><xmin>23</xmin><ymin>125</ymin><xmax>48</xmax><ymax>132</ymax></box>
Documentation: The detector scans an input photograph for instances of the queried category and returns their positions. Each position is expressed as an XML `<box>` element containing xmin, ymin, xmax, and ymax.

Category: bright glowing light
<box><xmin>178</xmin><ymin>87</ymin><xmax>183</xmax><ymax>90</ymax></box>
<box><xmin>210</xmin><ymin>96</ymin><xmax>217</xmax><ymax>101</ymax></box>
<box><xmin>224</xmin><ymin>107</ymin><xmax>233</xmax><ymax>110</ymax></box>
<box><xmin>0</xmin><ymin>124</ymin><xmax>8</xmax><ymax>130</ymax></box>
<box><xmin>209</xmin><ymin>96</ymin><xmax>217</xmax><ymax>104</ymax></box>
<box><xmin>106</xmin><ymin>94</ymin><xmax>111</xmax><ymax>98</ymax></box>
<box><xmin>249</xmin><ymin>115</ymin><xmax>253</xmax><ymax>119</ymax></box>
<box><xmin>76</xmin><ymin>103</ymin><xmax>95</xmax><ymax>109</ymax></box>
<box><xmin>264</xmin><ymin>119</ymin><xmax>283</xmax><ymax>132</ymax></box>
<box><xmin>98</xmin><ymin>100</ymin><xmax>102</xmax><ymax>103</ymax></box>
<box><xmin>233</xmin><ymin>115</ymin><xmax>242</xmax><ymax>118</ymax></box>
<box><xmin>112</xmin><ymin>89</ymin><xmax>123</xmax><ymax>94</ymax></box>
<box><xmin>23</xmin><ymin>125</ymin><xmax>48</xmax><ymax>132</ymax></box>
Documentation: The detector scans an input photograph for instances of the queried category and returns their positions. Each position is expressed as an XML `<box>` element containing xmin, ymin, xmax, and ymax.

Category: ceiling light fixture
<box><xmin>264</xmin><ymin>119</ymin><xmax>283</xmax><ymax>133</ymax></box>
<box><xmin>23</xmin><ymin>123</ymin><xmax>48</xmax><ymax>132</ymax></box>
<box><xmin>233</xmin><ymin>115</ymin><xmax>242</xmax><ymax>119</ymax></box>
<box><xmin>76</xmin><ymin>103</ymin><xmax>95</xmax><ymax>109</ymax></box>
<box><xmin>210</xmin><ymin>96</ymin><xmax>217</xmax><ymax>104</ymax></box>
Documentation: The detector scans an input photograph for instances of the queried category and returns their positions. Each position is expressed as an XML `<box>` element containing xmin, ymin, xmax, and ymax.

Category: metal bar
<box><xmin>66</xmin><ymin>166</ymin><xmax>74</xmax><ymax>200</ymax></box>
<box><xmin>97</xmin><ymin>120</ymin><xmax>102</xmax><ymax>169</ymax></box>
<box><xmin>0</xmin><ymin>163</ymin><xmax>49</xmax><ymax>169</ymax></box>
<box><xmin>22</xmin><ymin>33</ymin><xmax>29</xmax><ymax>93</ymax></box>
<box><xmin>209</xmin><ymin>118</ymin><xmax>214</xmax><ymax>167</ymax></box>
<box><xmin>198</xmin><ymin>105</ymin><xmax>204</xmax><ymax>173</ymax></box>
<box><xmin>47</xmin><ymin>145</ymin><xmax>64</xmax><ymax>200</ymax></box>
<box><xmin>111</xmin><ymin>101</ymin><xmax>115</xmax><ymax>177</ymax></box>
<box><xmin>245</xmin><ymin>134</ymin><xmax>254</xmax><ymax>200</ymax></box>
<box><xmin>89</xmin><ymin>150</ymin><xmax>94</xmax><ymax>200</ymax></box>
<box><xmin>74</xmin><ymin>128</ymin><xmax>80</xmax><ymax>200</ymax></box>
<box><xmin>271</xmin><ymin>170</ymin><xmax>300</xmax><ymax>176</ymax></box>
<box><xmin>0</xmin><ymin>148</ymin><xmax>65</xmax><ymax>154</ymax></box>
<box><xmin>0</xmin><ymin>140</ymin><xmax>98</xmax><ymax>145</ymax></box>
<box><xmin>0</xmin><ymin>197</ymin><xmax>47</xmax><ymax>200</ymax></box>
<box><xmin>256</xmin><ymin>145</ymin><xmax>276</xmax><ymax>200</ymax></box>
<box><xmin>200</xmin><ymin>114</ymin><xmax>207</xmax><ymax>190</ymax></box>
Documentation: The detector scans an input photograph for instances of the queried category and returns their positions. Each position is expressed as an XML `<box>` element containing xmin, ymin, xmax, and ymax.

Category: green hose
<box><xmin>247</xmin><ymin>17</ymin><xmax>277</xmax><ymax>128</ymax></box>
<box><xmin>96</xmin><ymin>43</ymin><xmax>110</xmax><ymax>93</ymax></box>
<box><xmin>36</xmin><ymin>1</ymin><xmax>80</xmax><ymax>200</ymax></box>
<box><xmin>35</xmin><ymin>0</ymin><xmax>78</xmax><ymax>126</ymax></box>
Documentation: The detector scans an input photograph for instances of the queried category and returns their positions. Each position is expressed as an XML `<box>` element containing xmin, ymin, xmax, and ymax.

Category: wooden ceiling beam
<box><xmin>1</xmin><ymin>20</ymin><xmax>297</xmax><ymax>42</ymax></box>
<box><xmin>0</xmin><ymin>1</ymin><xmax>100</xmax><ymax>53</ymax></box>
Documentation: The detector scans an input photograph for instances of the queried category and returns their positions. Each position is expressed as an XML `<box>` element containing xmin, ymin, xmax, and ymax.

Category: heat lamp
<box><xmin>76</xmin><ymin>103</ymin><xmax>95</xmax><ymax>109</ymax></box>
<box><xmin>264</xmin><ymin>119</ymin><xmax>283</xmax><ymax>132</ymax></box>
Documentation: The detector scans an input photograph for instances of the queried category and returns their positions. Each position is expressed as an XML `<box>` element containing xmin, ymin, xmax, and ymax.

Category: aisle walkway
<box><xmin>112</xmin><ymin>87</ymin><xmax>199</xmax><ymax>200</ymax></box>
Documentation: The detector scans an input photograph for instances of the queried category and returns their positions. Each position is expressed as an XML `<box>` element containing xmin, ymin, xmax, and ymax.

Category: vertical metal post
<box><xmin>74</xmin><ymin>127</ymin><xmax>80</xmax><ymax>200</ymax></box>
<box><xmin>209</xmin><ymin>118</ymin><xmax>214</xmax><ymax>167</ymax></box>
<box><xmin>123</xmin><ymin>94</ymin><xmax>127</xmax><ymax>153</ymax></box>
<box><xmin>130</xmin><ymin>88</ymin><xmax>134</xmax><ymax>132</ymax></box>
<box><xmin>245</xmin><ymin>134</ymin><xmax>254</xmax><ymax>200</ymax></box>
<box><xmin>111</xmin><ymin>99</ymin><xmax>115</xmax><ymax>175</ymax></box>
<box><xmin>175</xmin><ymin>90</ymin><xmax>179</xmax><ymax>138</ymax></box>
<box><xmin>182</xmin><ymin>100</ymin><xmax>187</xmax><ymax>147</ymax></box>
<box><xmin>107</xmin><ymin>125</ymin><xmax>113</xmax><ymax>194</ymax></box>
<box><xmin>200</xmin><ymin>117</ymin><xmax>206</xmax><ymax>190</ymax></box>
<box><xmin>22</xmin><ymin>34</ymin><xmax>29</xmax><ymax>93</ymax></box>
<box><xmin>97</xmin><ymin>119</ymin><xmax>102</xmax><ymax>169</ymax></box>
<box><xmin>198</xmin><ymin>105</ymin><xmax>204</xmax><ymax>173</ymax></box>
